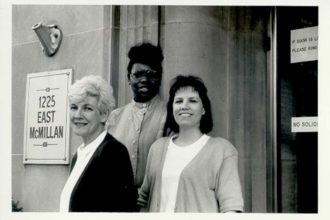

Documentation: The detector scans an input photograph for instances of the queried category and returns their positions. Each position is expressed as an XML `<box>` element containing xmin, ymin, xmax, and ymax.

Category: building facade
<box><xmin>11</xmin><ymin>5</ymin><xmax>318</xmax><ymax>212</ymax></box>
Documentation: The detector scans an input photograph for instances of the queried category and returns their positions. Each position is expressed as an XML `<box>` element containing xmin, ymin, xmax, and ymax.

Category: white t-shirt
<box><xmin>160</xmin><ymin>134</ymin><xmax>210</xmax><ymax>212</ymax></box>
<box><xmin>59</xmin><ymin>130</ymin><xmax>107</xmax><ymax>212</ymax></box>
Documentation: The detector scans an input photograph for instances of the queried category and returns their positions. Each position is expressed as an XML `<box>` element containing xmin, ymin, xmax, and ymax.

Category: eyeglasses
<box><xmin>130</xmin><ymin>70</ymin><xmax>160</xmax><ymax>81</ymax></box>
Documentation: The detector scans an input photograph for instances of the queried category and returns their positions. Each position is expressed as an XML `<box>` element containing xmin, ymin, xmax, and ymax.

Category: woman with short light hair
<box><xmin>60</xmin><ymin>75</ymin><xmax>137</xmax><ymax>212</ymax></box>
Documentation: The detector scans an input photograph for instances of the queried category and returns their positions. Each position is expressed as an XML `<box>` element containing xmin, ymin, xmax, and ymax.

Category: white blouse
<box><xmin>160</xmin><ymin>134</ymin><xmax>210</xmax><ymax>212</ymax></box>
<box><xmin>59</xmin><ymin>130</ymin><xmax>107</xmax><ymax>212</ymax></box>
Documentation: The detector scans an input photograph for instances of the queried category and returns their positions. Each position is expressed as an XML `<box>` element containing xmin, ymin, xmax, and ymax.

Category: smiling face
<box><xmin>69</xmin><ymin>95</ymin><xmax>107</xmax><ymax>145</ymax></box>
<box><xmin>128</xmin><ymin>63</ymin><xmax>161</xmax><ymax>103</ymax></box>
<box><xmin>173</xmin><ymin>86</ymin><xmax>205</xmax><ymax>131</ymax></box>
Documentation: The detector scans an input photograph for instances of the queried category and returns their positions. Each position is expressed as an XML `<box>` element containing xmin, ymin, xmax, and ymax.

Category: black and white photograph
<box><xmin>1</xmin><ymin>0</ymin><xmax>330</xmax><ymax>220</ymax></box>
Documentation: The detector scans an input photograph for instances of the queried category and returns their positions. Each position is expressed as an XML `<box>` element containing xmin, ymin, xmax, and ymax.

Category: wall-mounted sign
<box><xmin>23</xmin><ymin>69</ymin><xmax>72</xmax><ymax>164</ymax></box>
<box><xmin>290</xmin><ymin>26</ymin><xmax>318</xmax><ymax>63</ymax></box>
<box><xmin>291</xmin><ymin>116</ymin><xmax>318</xmax><ymax>133</ymax></box>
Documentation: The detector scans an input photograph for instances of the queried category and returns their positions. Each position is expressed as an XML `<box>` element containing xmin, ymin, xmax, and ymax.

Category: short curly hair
<box><xmin>127</xmin><ymin>42</ymin><xmax>164</xmax><ymax>77</ymax></box>
<box><xmin>68</xmin><ymin>75</ymin><xmax>116</xmax><ymax>116</ymax></box>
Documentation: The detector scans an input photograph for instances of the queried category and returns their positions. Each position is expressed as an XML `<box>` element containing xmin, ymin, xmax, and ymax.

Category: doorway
<box><xmin>276</xmin><ymin>6</ymin><xmax>318</xmax><ymax>213</ymax></box>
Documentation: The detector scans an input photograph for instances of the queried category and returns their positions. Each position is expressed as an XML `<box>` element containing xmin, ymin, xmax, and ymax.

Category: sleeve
<box><xmin>137</xmin><ymin>138</ymin><xmax>162</xmax><ymax>210</ymax></box>
<box><xmin>95</xmin><ymin>138</ymin><xmax>137</xmax><ymax>212</ymax></box>
<box><xmin>105</xmin><ymin>109</ymin><xmax>117</xmax><ymax>131</ymax></box>
<box><xmin>137</xmin><ymin>145</ymin><xmax>153</xmax><ymax>209</ymax></box>
<box><xmin>115</xmin><ymin>143</ymin><xmax>138</xmax><ymax>212</ymax></box>
<box><xmin>156</xmin><ymin>111</ymin><xmax>167</xmax><ymax>139</ymax></box>
<box><xmin>215</xmin><ymin>144</ymin><xmax>244</xmax><ymax>213</ymax></box>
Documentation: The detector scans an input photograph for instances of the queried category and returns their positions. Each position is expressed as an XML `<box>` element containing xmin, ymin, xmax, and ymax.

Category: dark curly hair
<box><xmin>163</xmin><ymin>75</ymin><xmax>213</xmax><ymax>136</ymax></box>
<box><xmin>127</xmin><ymin>42</ymin><xmax>164</xmax><ymax>78</ymax></box>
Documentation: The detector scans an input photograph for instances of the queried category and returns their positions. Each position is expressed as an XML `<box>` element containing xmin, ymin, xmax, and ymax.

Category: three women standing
<box><xmin>60</xmin><ymin>74</ymin><xmax>243</xmax><ymax>213</ymax></box>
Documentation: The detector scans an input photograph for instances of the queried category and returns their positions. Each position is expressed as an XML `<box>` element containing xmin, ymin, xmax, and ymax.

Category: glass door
<box><xmin>276</xmin><ymin>6</ymin><xmax>318</xmax><ymax>213</ymax></box>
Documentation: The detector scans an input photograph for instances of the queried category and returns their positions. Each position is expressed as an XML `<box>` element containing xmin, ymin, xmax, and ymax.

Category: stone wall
<box><xmin>12</xmin><ymin>5</ymin><xmax>271</xmax><ymax>212</ymax></box>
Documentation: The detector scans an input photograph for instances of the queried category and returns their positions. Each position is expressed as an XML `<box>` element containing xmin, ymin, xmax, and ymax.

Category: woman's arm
<box><xmin>136</xmin><ymin>153</ymin><xmax>153</xmax><ymax>211</ymax></box>
<box><xmin>215</xmin><ymin>146</ymin><xmax>244</xmax><ymax>213</ymax></box>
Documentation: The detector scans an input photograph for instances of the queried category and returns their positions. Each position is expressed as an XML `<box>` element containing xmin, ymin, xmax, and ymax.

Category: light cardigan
<box><xmin>107</xmin><ymin>95</ymin><xmax>166</xmax><ymax>187</ymax></box>
<box><xmin>138</xmin><ymin>136</ymin><xmax>244</xmax><ymax>212</ymax></box>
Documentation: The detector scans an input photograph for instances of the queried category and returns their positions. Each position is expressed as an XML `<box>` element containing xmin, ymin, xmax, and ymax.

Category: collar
<box><xmin>132</xmin><ymin>95</ymin><xmax>160</xmax><ymax>110</ymax></box>
<box><xmin>77</xmin><ymin>130</ymin><xmax>107</xmax><ymax>158</ymax></box>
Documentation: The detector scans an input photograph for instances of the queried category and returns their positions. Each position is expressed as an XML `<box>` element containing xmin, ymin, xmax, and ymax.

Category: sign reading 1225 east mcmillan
<box><xmin>23</xmin><ymin>69</ymin><xmax>72</xmax><ymax>164</ymax></box>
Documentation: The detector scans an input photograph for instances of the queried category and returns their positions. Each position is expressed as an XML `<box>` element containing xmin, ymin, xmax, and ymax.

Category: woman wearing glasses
<box><xmin>107</xmin><ymin>43</ymin><xmax>167</xmax><ymax>190</ymax></box>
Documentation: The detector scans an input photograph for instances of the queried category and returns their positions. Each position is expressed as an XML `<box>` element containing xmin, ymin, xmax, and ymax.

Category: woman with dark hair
<box><xmin>138</xmin><ymin>75</ymin><xmax>244</xmax><ymax>212</ymax></box>
<box><xmin>106</xmin><ymin>42</ymin><xmax>167</xmax><ymax>189</ymax></box>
